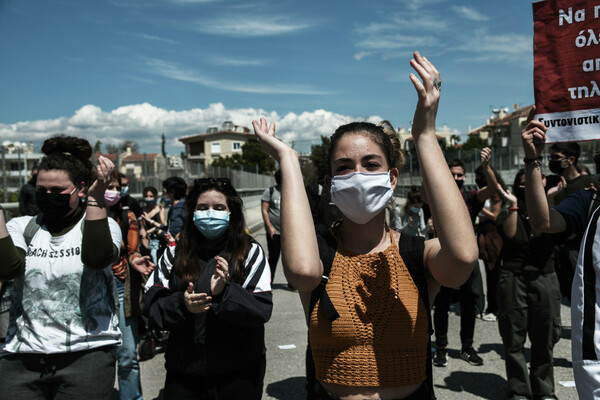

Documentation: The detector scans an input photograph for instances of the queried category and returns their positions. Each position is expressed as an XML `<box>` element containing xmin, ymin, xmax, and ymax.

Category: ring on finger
<box><xmin>433</xmin><ymin>77</ymin><xmax>441</xmax><ymax>91</ymax></box>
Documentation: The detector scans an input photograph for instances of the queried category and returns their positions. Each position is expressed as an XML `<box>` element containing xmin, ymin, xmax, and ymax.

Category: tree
<box><xmin>461</xmin><ymin>135</ymin><xmax>487</xmax><ymax>151</ymax></box>
<box><xmin>308</xmin><ymin>136</ymin><xmax>331</xmax><ymax>182</ymax></box>
<box><xmin>105</xmin><ymin>141</ymin><xmax>140</xmax><ymax>154</ymax></box>
<box><xmin>211</xmin><ymin>154</ymin><xmax>243</xmax><ymax>169</ymax></box>
<box><xmin>241</xmin><ymin>142</ymin><xmax>275</xmax><ymax>174</ymax></box>
<box><xmin>93</xmin><ymin>141</ymin><xmax>102</xmax><ymax>153</ymax></box>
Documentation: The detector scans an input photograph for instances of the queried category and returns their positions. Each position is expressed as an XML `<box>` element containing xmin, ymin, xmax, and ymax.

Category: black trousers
<box><xmin>497</xmin><ymin>269</ymin><xmax>561</xmax><ymax>399</ymax></box>
<box><xmin>433</xmin><ymin>271</ymin><xmax>477</xmax><ymax>350</ymax></box>
<box><xmin>164</xmin><ymin>354</ymin><xmax>266</xmax><ymax>400</ymax></box>
<box><xmin>0</xmin><ymin>345</ymin><xmax>116</xmax><ymax>400</ymax></box>
<box><xmin>266</xmin><ymin>233</ymin><xmax>281</xmax><ymax>282</ymax></box>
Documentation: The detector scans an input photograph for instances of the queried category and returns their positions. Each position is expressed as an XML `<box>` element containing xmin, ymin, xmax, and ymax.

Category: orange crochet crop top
<box><xmin>309</xmin><ymin>233</ymin><xmax>429</xmax><ymax>387</ymax></box>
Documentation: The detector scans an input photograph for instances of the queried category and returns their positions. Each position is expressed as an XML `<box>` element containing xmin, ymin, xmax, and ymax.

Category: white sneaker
<box><xmin>482</xmin><ymin>313</ymin><xmax>497</xmax><ymax>322</ymax></box>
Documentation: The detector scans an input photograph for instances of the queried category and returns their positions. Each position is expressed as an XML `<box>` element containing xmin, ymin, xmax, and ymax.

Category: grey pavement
<box><xmin>132</xmin><ymin>204</ymin><xmax>579</xmax><ymax>399</ymax></box>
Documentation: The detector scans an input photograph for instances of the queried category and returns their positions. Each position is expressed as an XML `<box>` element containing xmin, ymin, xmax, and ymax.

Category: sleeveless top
<box><xmin>309</xmin><ymin>230</ymin><xmax>429</xmax><ymax>387</ymax></box>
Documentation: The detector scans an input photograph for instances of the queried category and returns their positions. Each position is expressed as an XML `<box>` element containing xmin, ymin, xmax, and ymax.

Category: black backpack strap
<box><xmin>23</xmin><ymin>214</ymin><xmax>43</xmax><ymax>247</ymax></box>
<box><xmin>397</xmin><ymin>233</ymin><xmax>434</xmax><ymax>396</ymax></box>
<box><xmin>309</xmin><ymin>231</ymin><xmax>340</xmax><ymax>322</ymax></box>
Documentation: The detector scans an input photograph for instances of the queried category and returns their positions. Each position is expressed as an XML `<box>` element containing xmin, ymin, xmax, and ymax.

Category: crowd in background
<box><xmin>2</xmin><ymin>55</ymin><xmax>600</xmax><ymax>400</ymax></box>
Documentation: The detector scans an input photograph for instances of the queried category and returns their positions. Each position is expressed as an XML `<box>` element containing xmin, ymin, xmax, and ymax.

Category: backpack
<box><xmin>308</xmin><ymin>232</ymin><xmax>434</xmax><ymax>392</ymax></box>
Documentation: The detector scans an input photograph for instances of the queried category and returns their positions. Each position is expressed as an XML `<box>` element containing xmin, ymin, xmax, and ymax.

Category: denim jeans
<box><xmin>148</xmin><ymin>239</ymin><xmax>160</xmax><ymax>264</ymax></box>
<box><xmin>115</xmin><ymin>277</ymin><xmax>143</xmax><ymax>400</ymax></box>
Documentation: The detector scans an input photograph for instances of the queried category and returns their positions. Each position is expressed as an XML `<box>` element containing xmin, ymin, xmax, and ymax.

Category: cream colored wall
<box><xmin>204</xmin><ymin>136</ymin><xmax>245</xmax><ymax>168</ymax></box>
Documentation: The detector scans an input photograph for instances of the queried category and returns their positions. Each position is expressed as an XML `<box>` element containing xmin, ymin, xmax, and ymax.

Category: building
<box><xmin>469</xmin><ymin>105</ymin><xmax>534</xmax><ymax>169</ymax></box>
<box><xmin>1</xmin><ymin>142</ymin><xmax>43</xmax><ymax>191</ymax></box>
<box><xmin>178</xmin><ymin>121</ymin><xmax>258</xmax><ymax>178</ymax></box>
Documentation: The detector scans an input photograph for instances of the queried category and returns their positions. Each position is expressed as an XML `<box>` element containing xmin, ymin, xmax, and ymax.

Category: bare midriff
<box><xmin>319</xmin><ymin>381</ymin><xmax>423</xmax><ymax>400</ymax></box>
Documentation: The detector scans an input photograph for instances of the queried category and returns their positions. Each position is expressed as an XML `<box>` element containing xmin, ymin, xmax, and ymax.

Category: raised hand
<box><xmin>251</xmin><ymin>118</ymin><xmax>296</xmax><ymax>163</ymax></box>
<box><xmin>497</xmin><ymin>183</ymin><xmax>518</xmax><ymax>206</ymax></box>
<box><xmin>88</xmin><ymin>156</ymin><xmax>115</xmax><ymax>198</ymax></box>
<box><xmin>409</xmin><ymin>51</ymin><xmax>441</xmax><ymax>138</ymax></box>
<box><xmin>521</xmin><ymin>106</ymin><xmax>547</xmax><ymax>159</ymax></box>
<box><xmin>184</xmin><ymin>282</ymin><xmax>212</xmax><ymax>314</ymax></box>
<box><xmin>481</xmin><ymin>147</ymin><xmax>492</xmax><ymax>166</ymax></box>
<box><xmin>210</xmin><ymin>256</ymin><xmax>229</xmax><ymax>296</ymax></box>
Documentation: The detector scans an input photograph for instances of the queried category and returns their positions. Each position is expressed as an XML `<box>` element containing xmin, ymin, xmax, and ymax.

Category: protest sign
<box><xmin>533</xmin><ymin>0</ymin><xmax>600</xmax><ymax>142</ymax></box>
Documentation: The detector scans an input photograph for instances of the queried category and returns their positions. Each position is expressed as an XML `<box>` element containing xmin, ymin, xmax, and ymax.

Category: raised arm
<box><xmin>521</xmin><ymin>106</ymin><xmax>567</xmax><ymax>233</ymax></box>
<box><xmin>497</xmin><ymin>184</ymin><xmax>518</xmax><ymax>238</ymax></box>
<box><xmin>81</xmin><ymin>156</ymin><xmax>121</xmax><ymax>269</ymax></box>
<box><xmin>476</xmin><ymin>147</ymin><xmax>499</xmax><ymax>203</ymax></box>
<box><xmin>252</xmin><ymin>119</ymin><xmax>322</xmax><ymax>294</ymax></box>
<box><xmin>409</xmin><ymin>52</ymin><xmax>478</xmax><ymax>288</ymax></box>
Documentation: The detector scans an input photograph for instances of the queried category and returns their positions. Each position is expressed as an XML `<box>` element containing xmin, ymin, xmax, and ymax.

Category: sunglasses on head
<box><xmin>194</xmin><ymin>177</ymin><xmax>231</xmax><ymax>187</ymax></box>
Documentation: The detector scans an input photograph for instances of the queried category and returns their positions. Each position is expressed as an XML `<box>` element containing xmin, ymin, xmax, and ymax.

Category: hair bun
<box><xmin>42</xmin><ymin>135</ymin><xmax>92</xmax><ymax>162</ymax></box>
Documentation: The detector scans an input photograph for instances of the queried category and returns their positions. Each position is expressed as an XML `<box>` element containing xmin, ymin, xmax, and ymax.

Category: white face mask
<box><xmin>330</xmin><ymin>171</ymin><xmax>393</xmax><ymax>225</ymax></box>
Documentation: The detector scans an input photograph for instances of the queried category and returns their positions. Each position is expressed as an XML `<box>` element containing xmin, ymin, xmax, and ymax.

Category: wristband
<box><xmin>87</xmin><ymin>201</ymin><xmax>107</xmax><ymax>208</ymax></box>
<box><xmin>523</xmin><ymin>157</ymin><xmax>542</xmax><ymax>167</ymax></box>
<box><xmin>508</xmin><ymin>207</ymin><xmax>519</xmax><ymax>211</ymax></box>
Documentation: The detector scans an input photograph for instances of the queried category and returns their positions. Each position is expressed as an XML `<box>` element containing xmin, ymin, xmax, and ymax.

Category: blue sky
<box><xmin>0</xmin><ymin>0</ymin><xmax>535</xmax><ymax>155</ymax></box>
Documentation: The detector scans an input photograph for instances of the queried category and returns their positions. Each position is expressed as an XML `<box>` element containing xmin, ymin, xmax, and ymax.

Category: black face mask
<box><xmin>36</xmin><ymin>191</ymin><xmax>74</xmax><ymax>224</ymax></box>
<box><xmin>455</xmin><ymin>180</ymin><xmax>464</xmax><ymax>190</ymax></box>
<box><xmin>548</xmin><ymin>159</ymin><xmax>567</xmax><ymax>175</ymax></box>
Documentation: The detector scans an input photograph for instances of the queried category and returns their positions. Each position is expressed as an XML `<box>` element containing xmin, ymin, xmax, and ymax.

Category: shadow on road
<box><xmin>266</xmin><ymin>376</ymin><xmax>306</xmax><ymax>400</ymax></box>
<box><xmin>435</xmin><ymin>371</ymin><xmax>506</xmax><ymax>399</ymax></box>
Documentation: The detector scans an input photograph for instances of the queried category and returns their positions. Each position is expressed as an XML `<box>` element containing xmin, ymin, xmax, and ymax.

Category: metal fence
<box><xmin>124</xmin><ymin>166</ymin><xmax>275</xmax><ymax>195</ymax></box>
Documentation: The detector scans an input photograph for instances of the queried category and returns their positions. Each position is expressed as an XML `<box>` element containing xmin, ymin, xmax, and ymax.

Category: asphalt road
<box><xmin>129</xmin><ymin>227</ymin><xmax>579</xmax><ymax>400</ymax></box>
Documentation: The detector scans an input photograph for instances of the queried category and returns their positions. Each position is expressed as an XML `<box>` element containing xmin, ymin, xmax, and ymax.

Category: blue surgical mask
<box><xmin>410</xmin><ymin>207</ymin><xmax>421</xmax><ymax>214</ymax></box>
<box><xmin>193</xmin><ymin>209</ymin><xmax>230</xmax><ymax>239</ymax></box>
<box><xmin>162</xmin><ymin>196</ymin><xmax>172</xmax><ymax>207</ymax></box>
<box><xmin>144</xmin><ymin>197</ymin><xmax>156</xmax><ymax>207</ymax></box>
<box><xmin>120</xmin><ymin>186</ymin><xmax>129</xmax><ymax>197</ymax></box>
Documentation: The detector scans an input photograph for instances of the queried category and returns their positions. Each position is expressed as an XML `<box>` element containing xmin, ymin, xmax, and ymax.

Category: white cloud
<box><xmin>0</xmin><ymin>103</ymin><xmax>390</xmax><ymax>154</ymax></box>
<box><xmin>207</xmin><ymin>55</ymin><xmax>267</xmax><ymax>67</ymax></box>
<box><xmin>451</xmin><ymin>6</ymin><xmax>489</xmax><ymax>22</ymax></box>
<box><xmin>135</xmin><ymin>33</ymin><xmax>178</xmax><ymax>44</ymax></box>
<box><xmin>454</xmin><ymin>32</ymin><xmax>532</xmax><ymax>63</ymax></box>
<box><xmin>353</xmin><ymin>51</ymin><xmax>372</xmax><ymax>61</ymax></box>
<box><xmin>193</xmin><ymin>16</ymin><xmax>312</xmax><ymax>37</ymax></box>
<box><xmin>144</xmin><ymin>58</ymin><xmax>331</xmax><ymax>95</ymax></box>
<box><xmin>356</xmin><ymin>34</ymin><xmax>436</xmax><ymax>50</ymax></box>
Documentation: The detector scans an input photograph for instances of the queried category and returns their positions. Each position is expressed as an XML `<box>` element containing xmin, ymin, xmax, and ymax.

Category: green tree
<box><xmin>461</xmin><ymin>135</ymin><xmax>487</xmax><ymax>151</ymax></box>
<box><xmin>211</xmin><ymin>153</ymin><xmax>243</xmax><ymax>169</ymax></box>
<box><xmin>93</xmin><ymin>141</ymin><xmax>102</xmax><ymax>153</ymax></box>
<box><xmin>309</xmin><ymin>136</ymin><xmax>330</xmax><ymax>181</ymax></box>
<box><xmin>241</xmin><ymin>142</ymin><xmax>275</xmax><ymax>174</ymax></box>
<box><xmin>105</xmin><ymin>141</ymin><xmax>140</xmax><ymax>154</ymax></box>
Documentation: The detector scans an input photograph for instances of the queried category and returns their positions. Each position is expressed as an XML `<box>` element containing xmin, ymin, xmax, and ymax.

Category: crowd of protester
<box><xmin>2</xmin><ymin>52</ymin><xmax>600</xmax><ymax>400</ymax></box>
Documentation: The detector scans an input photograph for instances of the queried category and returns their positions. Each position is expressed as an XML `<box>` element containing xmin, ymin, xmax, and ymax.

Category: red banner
<box><xmin>533</xmin><ymin>0</ymin><xmax>600</xmax><ymax>142</ymax></box>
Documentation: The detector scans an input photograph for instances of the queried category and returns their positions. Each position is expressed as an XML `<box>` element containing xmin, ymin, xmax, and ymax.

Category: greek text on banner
<box><xmin>533</xmin><ymin>0</ymin><xmax>600</xmax><ymax>142</ymax></box>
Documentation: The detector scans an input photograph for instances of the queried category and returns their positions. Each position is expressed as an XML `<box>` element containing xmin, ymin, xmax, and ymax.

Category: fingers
<box><xmin>526</xmin><ymin>105</ymin><xmax>536</xmax><ymax>124</ymax></box>
<box><xmin>187</xmin><ymin>282</ymin><xmax>194</xmax><ymax>293</ymax></box>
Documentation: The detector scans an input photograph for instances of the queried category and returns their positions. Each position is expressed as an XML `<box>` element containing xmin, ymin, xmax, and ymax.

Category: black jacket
<box><xmin>143</xmin><ymin>239</ymin><xmax>273</xmax><ymax>377</ymax></box>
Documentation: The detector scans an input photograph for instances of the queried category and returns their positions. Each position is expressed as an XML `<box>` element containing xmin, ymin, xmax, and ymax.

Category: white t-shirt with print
<box><xmin>2</xmin><ymin>215</ymin><xmax>122</xmax><ymax>354</ymax></box>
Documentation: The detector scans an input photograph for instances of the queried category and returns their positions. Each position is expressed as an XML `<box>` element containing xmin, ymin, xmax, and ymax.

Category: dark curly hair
<box><xmin>38</xmin><ymin>135</ymin><xmax>93</xmax><ymax>188</ymax></box>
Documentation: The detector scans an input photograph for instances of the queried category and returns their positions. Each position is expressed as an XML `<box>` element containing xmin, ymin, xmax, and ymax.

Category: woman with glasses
<box><xmin>252</xmin><ymin>52</ymin><xmax>478</xmax><ymax>399</ymax></box>
<box><xmin>0</xmin><ymin>135</ymin><xmax>122</xmax><ymax>398</ymax></box>
<box><xmin>141</xmin><ymin>177</ymin><xmax>273</xmax><ymax>399</ymax></box>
